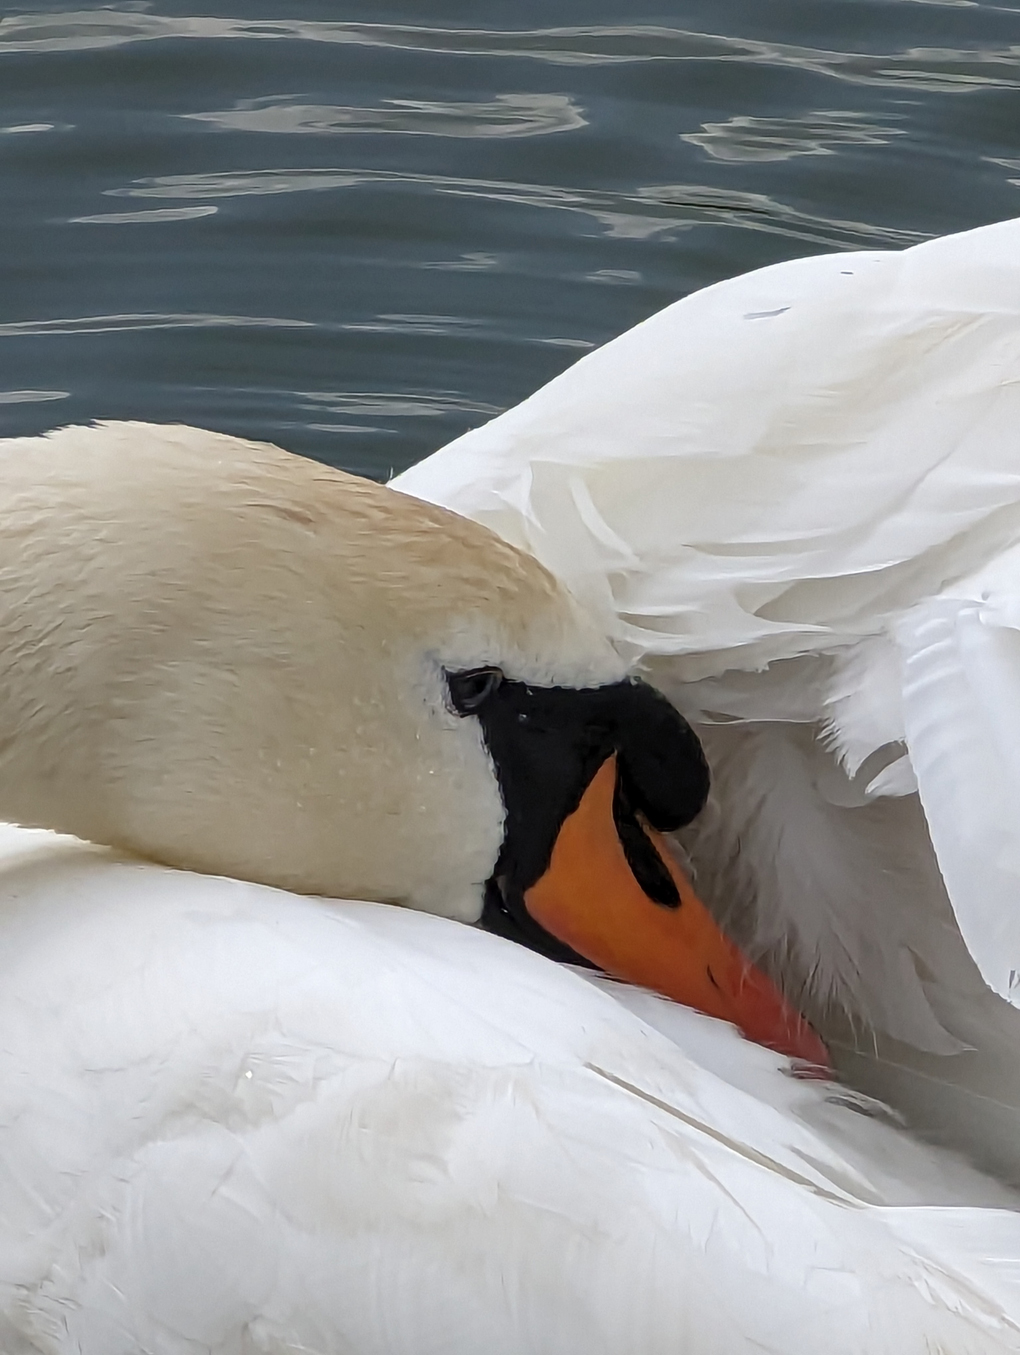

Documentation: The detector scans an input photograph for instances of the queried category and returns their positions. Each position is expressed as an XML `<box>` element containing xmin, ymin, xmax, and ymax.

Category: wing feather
<box><xmin>898</xmin><ymin>559</ymin><xmax>1020</xmax><ymax>1001</ymax></box>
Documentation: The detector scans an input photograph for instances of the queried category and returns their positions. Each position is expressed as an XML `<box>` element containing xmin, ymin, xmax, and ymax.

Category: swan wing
<box><xmin>395</xmin><ymin>217</ymin><xmax>1020</xmax><ymax>674</ymax></box>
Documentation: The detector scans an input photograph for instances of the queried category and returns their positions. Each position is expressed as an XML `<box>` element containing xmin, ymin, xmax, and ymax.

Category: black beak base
<box><xmin>446</xmin><ymin>669</ymin><xmax>710</xmax><ymax>963</ymax></box>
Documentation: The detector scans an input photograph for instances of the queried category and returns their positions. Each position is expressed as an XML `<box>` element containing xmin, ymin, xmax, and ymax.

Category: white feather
<box><xmin>897</xmin><ymin>553</ymin><xmax>1020</xmax><ymax>1000</ymax></box>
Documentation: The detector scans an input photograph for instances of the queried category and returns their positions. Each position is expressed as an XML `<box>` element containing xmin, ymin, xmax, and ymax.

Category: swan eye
<box><xmin>446</xmin><ymin>666</ymin><xmax>504</xmax><ymax>715</ymax></box>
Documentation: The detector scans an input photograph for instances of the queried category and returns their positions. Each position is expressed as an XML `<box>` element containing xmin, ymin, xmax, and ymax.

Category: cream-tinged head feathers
<box><xmin>0</xmin><ymin>422</ymin><xmax>624</xmax><ymax>918</ymax></box>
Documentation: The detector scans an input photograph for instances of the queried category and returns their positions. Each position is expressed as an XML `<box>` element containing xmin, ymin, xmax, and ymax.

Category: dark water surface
<box><xmin>2</xmin><ymin>1</ymin><xmax>1019</xmax><ymax>478</ymax></box>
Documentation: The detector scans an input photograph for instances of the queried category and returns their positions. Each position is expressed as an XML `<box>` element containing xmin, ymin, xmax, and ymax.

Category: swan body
<box><xmin>4</xmin><ymin>824</ymin><xmax>1020</xmax><ymax>1354</ymax></box>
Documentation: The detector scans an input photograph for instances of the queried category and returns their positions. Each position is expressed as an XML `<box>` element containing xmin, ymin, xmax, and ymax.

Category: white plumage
<box><xmin>4</xmin><ymin>825</ymin><xmax>1020</xmax><ymax>1354</ymax></box>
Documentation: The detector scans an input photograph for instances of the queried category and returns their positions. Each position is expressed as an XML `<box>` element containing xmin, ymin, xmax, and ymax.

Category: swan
<box><xmin>3</xmin><ymin>214</ymin><xmax>1020</xmax><ymax>1348</ymax></box>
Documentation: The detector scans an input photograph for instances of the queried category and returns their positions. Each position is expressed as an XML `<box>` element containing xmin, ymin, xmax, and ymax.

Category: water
<box><xmin>2</xmin><ymin>0</ymin><xmax>1019</xmax><ymax>479</ymax></box>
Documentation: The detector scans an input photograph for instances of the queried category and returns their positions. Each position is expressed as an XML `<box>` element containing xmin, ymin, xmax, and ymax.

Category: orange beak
<box><xmin>524</xmin><ymin>755</ymin><xmax>829</xmax><ymax>1069</ymax></box>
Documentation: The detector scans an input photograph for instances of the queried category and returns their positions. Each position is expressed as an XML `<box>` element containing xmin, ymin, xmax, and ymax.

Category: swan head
<box><xmin>0</xmin><ymin>421</ymin><xmax>824</xmax><ymax>1064</ymax></box>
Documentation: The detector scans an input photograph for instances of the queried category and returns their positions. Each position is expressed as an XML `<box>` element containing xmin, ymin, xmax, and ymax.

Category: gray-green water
<box><xmin>3</xmin><ymin>1</ymin><xmax>1019</xmax><ymax>478</ymax></box>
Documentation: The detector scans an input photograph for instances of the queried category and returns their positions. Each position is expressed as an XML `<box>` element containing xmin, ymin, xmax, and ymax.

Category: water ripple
<box><xmin>340</xmin><ymin>313</ymin><xmax>484</xmax><ymax>337</ymax></box>
<box><xmin>295</xmin><ymin>390</ymin><xmax>503</xmax><ymax>418</ymax></box>
<box><xmin>69</xmin><ymin>206</ymin><xmax>219</xmax><ymax>224</ymax></box>
<box><xmin>420</xmin><ymin>252</ymin><xmax>500</xmax><ymax>272</ymax></box>
<box><xmin>1</xmin><ymin>121</ymin><xmax>66</xmax><ymax>134</ymax></box>
<box><xmin>184</xmin><ymin>94</ymin><xmax>585</xmax><ymax>139</ymax></box>
<box><xmin>682</xmin><ymin>111</ymin><xmax>907</xmax><ymax>163</ymax></box>
<box><xmin>2</xmin><ymin>13</ymin><xmax>1018</xmax><ymax>93</ymax></box>
<box><xmin>261</xmin><ymin>388</ymin><xmax>508</xmax><ymax>438</ymax></box>
<box><xmin>0</xmin><ymin>313</ymin><xmax>312</xmax><ymax>337</ymax></box>
<box><xmin>0</xmin><ymin>388</ymin><xmax>70</xmax><ymax>404</ymax></box>
<box><xmin>107</xmin><ymin>167</ymin><xmax>926</xmax><ymax>250</ymax></box>
<box><xmin>987</xmin><ymin>156</ymin><xmax>1020</xmax><ymax>187</ymax></box>
<box><xmin>108</xmin><ymin>170</ymin><xmax>373</xmax><ymax>199</ymax></box>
